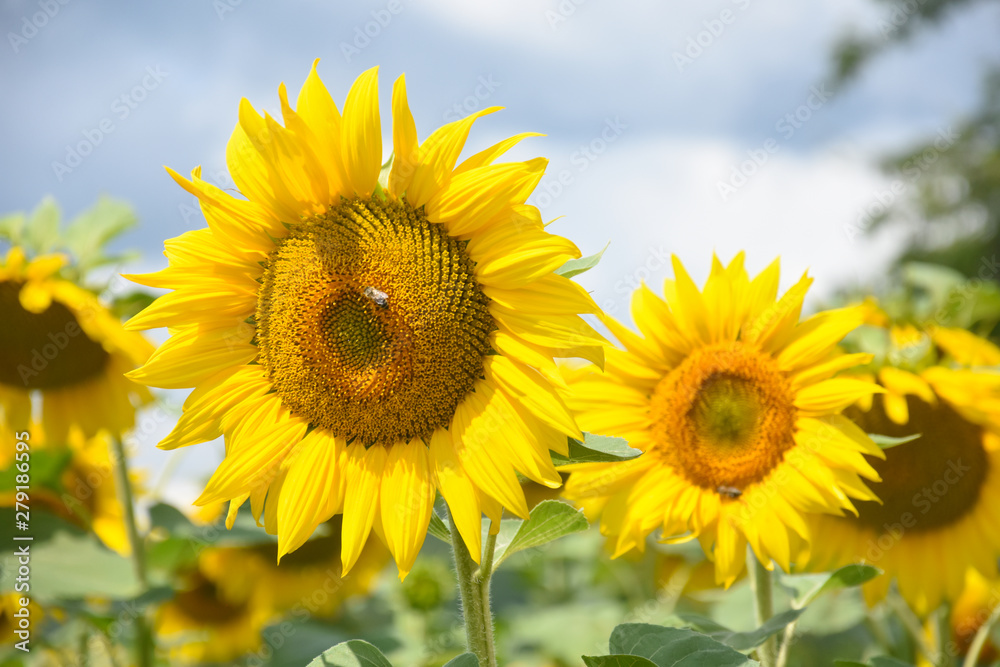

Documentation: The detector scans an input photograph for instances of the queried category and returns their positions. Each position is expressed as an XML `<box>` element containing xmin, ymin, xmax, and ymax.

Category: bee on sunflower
<box><xmin>560</xmin><ymin>253</ymin><xmax>885</xmax><ymax>586</ymax></box>
<box><xmin>125</xmin><ymin>61</ymin><xmax>605</xmax><ymax>578</ymax></box>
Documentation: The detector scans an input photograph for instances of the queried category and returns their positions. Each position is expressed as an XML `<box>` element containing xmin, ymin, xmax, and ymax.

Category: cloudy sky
<box><xmin>3</xmin><ymin>0</ymin><xmax>998</xmax><ymax>496</ymax></box>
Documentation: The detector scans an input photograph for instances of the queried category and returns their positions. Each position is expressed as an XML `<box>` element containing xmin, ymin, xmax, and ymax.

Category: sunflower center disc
<box><xmin>651</xmin><ymin>342</ymin><xmax>797</xmax><ymax>493</ymax></box>
<box><xmin>0</xmin><ymin>281</ymin><xmax>110</xmax><ymax>389</ymax></box>
<box><xmin>846</xmin><ymin>395</ymin><xmax>988</xmax><ymax>531</ymax></box>
<box><xmin>173</xmin><ymin>574</ymin><xmax>247</xmax><ymax>624</ymax></box>
<box><xmin>256</xmin><ymin>197</ymin><xmax>494</xmax><ymax>446</ymax></box>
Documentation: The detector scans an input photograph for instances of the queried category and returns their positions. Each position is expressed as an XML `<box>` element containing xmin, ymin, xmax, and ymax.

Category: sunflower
<box><xmin>0</xmin><ymin>592</ymin><xmax>42</xmax><ymax>648</ymax></box>
<box><xmin>125</xmin><ymin>61</ymin><xmax>604</xmax><ymax>578</ymax></box>
<box><xmin>0</xmin><ymin>425</ymin><xmax>133</xmax><ymax>555</ymax></box>
<box><xmin>0</xmin><ymin>246</ymin><xmax>153</xmax><ymax>441</ymax></box>
<box><xmin>561</xmin><ymin>253</ymin><xmax>884</xmax><ymax>586</ymax></box>
<box><xmin>802</xmin><ymin>316</ymin><xmax>1000</xmax><ymax>616</ymax></box>
<box><xmin>200</xmin><ymin>517</ymin><xmax>389</xmax><ymax>619</ymax></box>
<box><xmin>156</xmin><ymin>565</ymin><xmax>270</xmax><ymax>664</ymax></box>
<box><xmin>945</xmin><ymin>570</ymin><xmax>1000</xmax><ymax>665</ymax></box>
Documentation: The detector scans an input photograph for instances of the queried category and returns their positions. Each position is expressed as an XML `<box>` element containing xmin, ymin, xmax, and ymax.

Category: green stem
<box><xmin>448</xmin><ymin>509</ymin><xmax>498</xmax><ymax>667</ymax></box>
<box><xmin>886</xmin><ymin>592</ymin><xmax>936</xmax><ymax>665</ymax></box>
<box><xmin>936</xmin><ymin>603</ymin><xmax>955</xmax><ymax>667</ymax></box>
<box><xmin>774</xmin><ymin>617</ymin><xmax>798</xmax><ymax>667</ymax></box>
<box><xmin>963</xmin><ymin>602</ymin><xmax>1000</xmax><ymax>667</ymax></box>
<box><xmin>110</xmin><ymin>436</ymin><xmax>153</xmax><ymax>667</ymax></box>
<box><xmin>748</xmin><ymin>550</ymin><xmax>777</xmax><ymax>667</ymax></box>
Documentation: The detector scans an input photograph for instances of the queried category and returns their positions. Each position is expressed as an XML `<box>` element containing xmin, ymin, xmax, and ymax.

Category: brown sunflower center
<box><xmin>256</xmin><ymin>196</ymin><xmax>495</xmax><ymax>446</ymax></box>
<box><xmin>651</xmin><ymin>342</ymin><xmax>797</xmax><ymax>494</ymax></box>
<box><xmin>250</xmin><ymin>518</ymin><xmax>343</xmax><ymax>569</ymax></box>
<box><xmin>0</xmin><ymin>281</ymin><xmax>110</xmax><ymax>389</ymax></box>
<box><xmin>847</xmin><ymin>394</ymin><xmax>988</xmax><ymax>532</ymax></box>
<box><xmin>173</xmin><ymin>573</ymin><xmax>247</xmax><ymax>624</ymax></box>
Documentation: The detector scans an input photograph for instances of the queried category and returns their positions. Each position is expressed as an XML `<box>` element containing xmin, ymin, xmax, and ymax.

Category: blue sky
<box><xmin>3</xmin><ymin>0</ymin><xmax>997</xmax><ymax>299</ymax></box>
<box><xmin>3</xmin><ymin>0</ymin><xmax>998</xmax><ymax>494</ymax></box>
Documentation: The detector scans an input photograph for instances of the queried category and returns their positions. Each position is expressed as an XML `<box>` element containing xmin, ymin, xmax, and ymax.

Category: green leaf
<box><xmin>111</xmin><ymin>291</ymin><xmax>157</xmax><ymax>320</ymax></box>
<box><xmin>443</xmin><ymin>654</ymin><xmax>479</xmax><ymax>667</ymax></box>
<box><xmin>868</xmin><ymin>433</ymin><xmax>921</xmax><ymax>449</ymax></box>
<box><xmin>24</xmin><ymin>196</ymin><xmax>61</xmax><ymax>254</ymax></box>
<box><xmin>62</xmin><ymin>196</ymin><xmax>137</xmax><ymax>272</ymax></box>
<box><xmin>582</xmin><ymin>657</ymin><xmax>659</xmax><ymax>667</ymax></box>
<box><xmin>0</xmin><ymin>449</ymin><xmax>73</xmax><ymax>493</ymax></box>
<box><xmin>555</xmin><ymin>242</ymin><xmax>608</xmax><ymax>279</ymax></box>
<box><xmin>306</xmin><ymin>639</ymin><xmax>393</xmax><ymax>667</ymax></box>
<box><xmin>148</xmin><ymin>502</ymin><xmax>199</xmax><ymax>539</ymax></box>
<box><xmin>0</xmin><ymin>519</ymin><xmax>140</xmax><ymax>599</ymax></box>
<box><xmin>676</xmin><ymin>609</ymin><xmax>804</xmax><ymax>650</ymax></box>
<box><xmin>552</xmin><ymin>433</ymin><xmax>642</xmax><ymax>466</ymax></box>
<box><xmin>147</xmin><ymin>501</ymin><xmax>276</xmax><ymax>547</ymax></box>
<box><xmin>0</xmin><ymin>212</ymin><xmax>25</xmax><ymax>243</ymax></box>
<box><xmin>850</xmin><ymin>659</ymin><xmax>915</xmax><ymax>667</ymax></box>
<box><xmin>793</xmin><ymin>564</ymin><xmax>882</xmax><ymax>608</ymax></box>
<box><xmin>493</xmin><ymin>500</ymin><xmax>589</xmax><ymax>567</ymax></box>
<box><xmin>608</xmin><ymin>624</ymin><xmax>760</xmax><ymax>666</ymax></box>
<box><xmin>427</xmin><ymin>511</ymin><xmax>451</xmax><ymax>544</ymax></box>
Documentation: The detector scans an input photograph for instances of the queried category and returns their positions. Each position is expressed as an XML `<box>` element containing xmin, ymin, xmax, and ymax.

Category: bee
<box><xmin>716</xmin><ymin>485</ymin><xmax>742</xmax><ymax>500</ymax></box>
<box><xmin>363</xmin><ymin>286</ymin><xmax>390</xmax><ymax>308</ymax></box>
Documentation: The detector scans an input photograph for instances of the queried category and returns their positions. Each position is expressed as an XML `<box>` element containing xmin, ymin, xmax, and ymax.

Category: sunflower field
<box><xmin>3</xmin><ymin>2</ymin><xmax>1000</xmax><ymax>666</ymax></box>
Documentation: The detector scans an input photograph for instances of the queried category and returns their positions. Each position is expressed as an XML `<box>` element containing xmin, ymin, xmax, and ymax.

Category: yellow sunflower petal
<box><xmin>388</xmin><ymin>73</ymin><xmax>419</xmax><ymax>197</ymax></box>
<box><xmin>380</xmin><ymin>440</ymin><xmax>436</xmax><ymax>578</ymax></box>
<box><xmin>339</xmin><ymin>66</ymin><xmax>381</xmax><ymax>197</ymax></box>
<box><xmin>430</xmin><ymin>428</ymin><xmax>482</xmax><ymax>561</ymax></box>
<box><xmin>341</xmin><ymin>443</ymin><xmax>388</xmax><ymax>575</ymax></box>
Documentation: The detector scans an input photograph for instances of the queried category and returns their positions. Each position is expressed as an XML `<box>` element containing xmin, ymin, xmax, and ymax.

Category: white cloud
<box><xmin>540</xmin><ymin>134</ymin><xmax>905</xmax><ymax>321</ymax></box>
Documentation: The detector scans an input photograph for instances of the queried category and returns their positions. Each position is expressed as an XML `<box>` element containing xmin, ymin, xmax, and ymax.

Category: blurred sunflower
<box><xmin>946</xmin><ymin>570</ymin><xmax>1000</xmax><ymax>665</ymax></box>
<box><xmin>803</xmin><ymin>312</ymin><xmax>1000</xmax><ymax>615</ymax></box>
<box><xmin>0</xmin><ymin>197</ymin><xmax>154</xmax><ymax>441</ymax></box>
<box><xmin>0</xmin><ymin>593</ymin><xmax>42</xmax><ymax>647</ymax></box>
<box><xmin>125</xmin><ymin>61</ymin><xmax>604</xmax><ymax>578</ymax></box>
<box><xmin>158</xmin><ymin>520</ymin><xmax>387</xmax><ymax>664</ymax></box>
<box><xmin>201</xmin><ymin>517</ymin><xmax>389</xmax><ymax>619</ymax></box>
<box><xmin>561</xmin><ymin>253</ymin><xmax>884</xmax><ymax>586</ymax></box>
<box><xmin>0</xmin><ymin>426</ymin><xmax>133</xmax><ymax>555</ymax></box>
<box><xmin>156</xmin><ymin>566</ymin><xmax>268</xmax><ymax>664</ymax></box>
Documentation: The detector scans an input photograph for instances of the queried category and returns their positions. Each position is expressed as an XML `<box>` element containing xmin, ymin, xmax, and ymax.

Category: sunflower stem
<box><xmin>887</xmin><ymin>592</ymin><xmax>936</xmax><ymax>665</ymax></box>
<box><xmin>110</xmin><ymin>435</ymin><xmax>153</xmax><ymax>667</ymax></box>
<box><xmin>963</xmin><ymin>601</ymin><xmax>1000</xmax><ymax>667</ymax></box>
<box><xmin>936</xmin><ymin>603</ymin><xmax>955</xmax><ymax>667</ymax></box>
<box><xmin>748</xmin><ymin>550</ymin><xmax>778</xmax><ymax>667</ymax></box>
<box><xmin>448</xmin><ymin>509</ymin><xmax>498</xmax><ymax>667</ymax></box>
